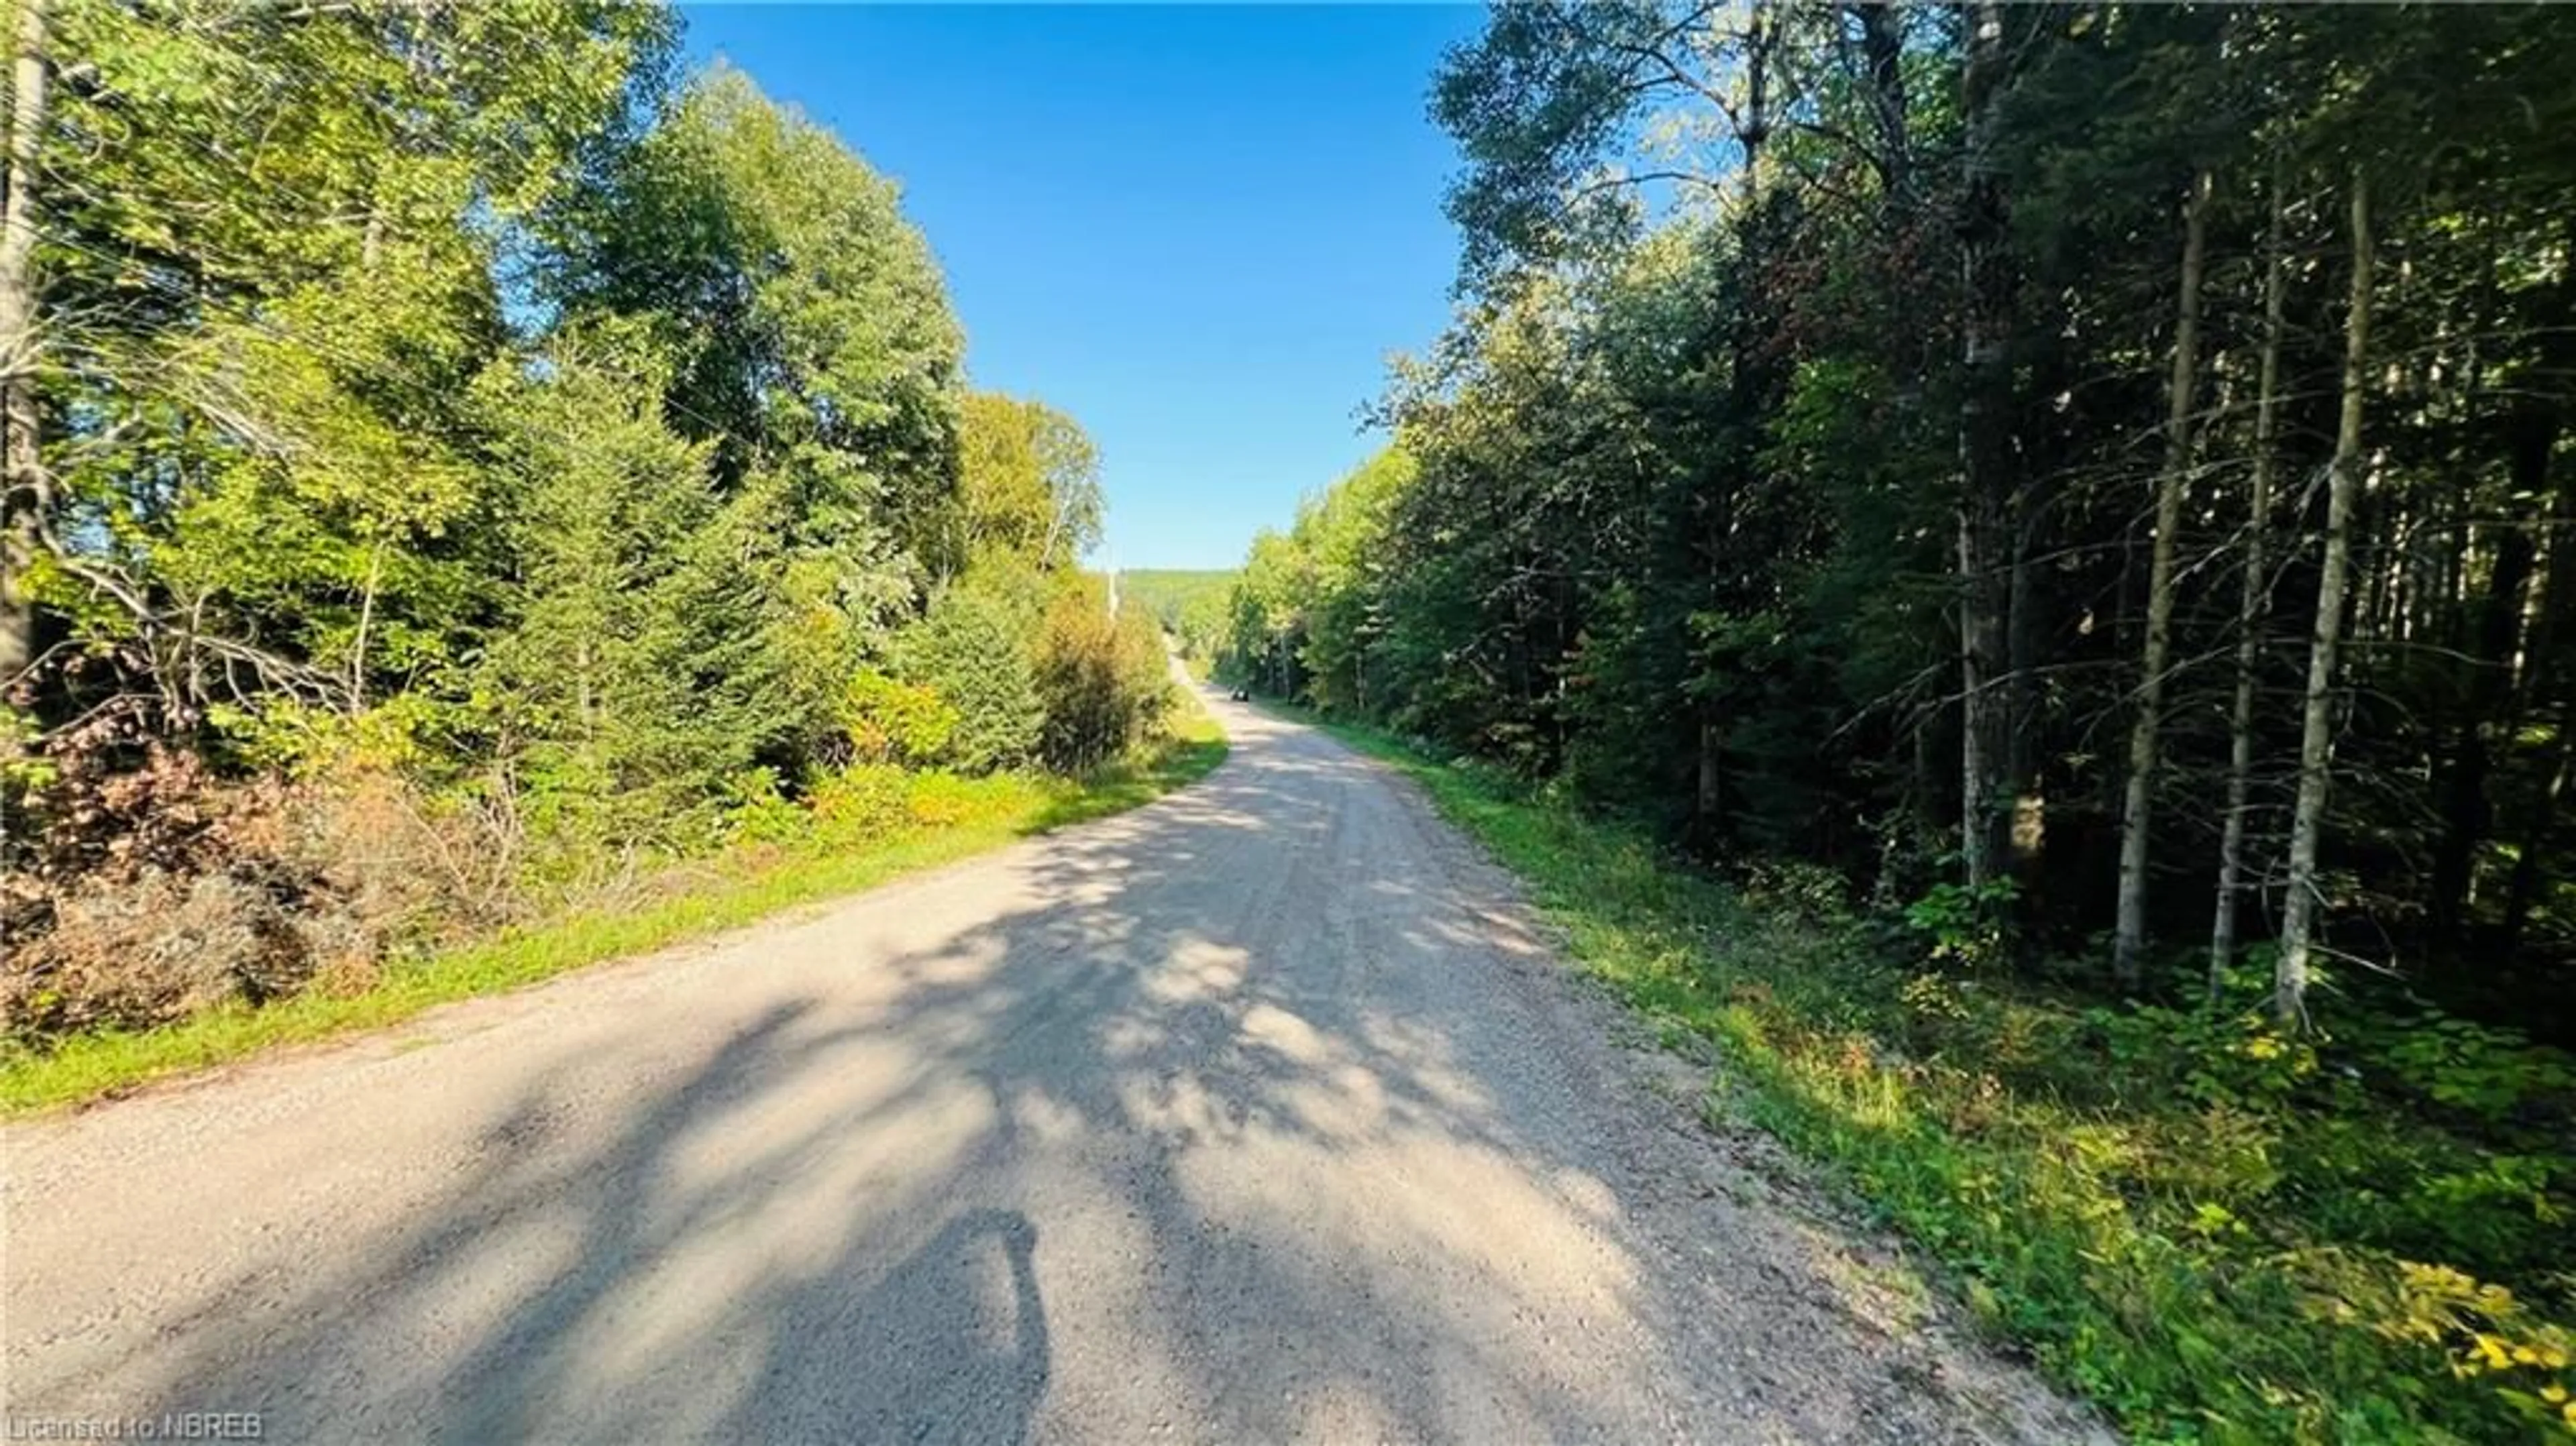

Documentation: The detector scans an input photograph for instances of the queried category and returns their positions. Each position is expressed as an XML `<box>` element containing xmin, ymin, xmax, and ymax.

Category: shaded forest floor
<box><xmin>1283</xmin><ymin>706</ymin><xmax>2576</xmax><ymax>1444</ymax></box>
<box><xmin>0</xmin><ymin>712</ymin><xmax>1226</xmax><ymax>1115</ymax></box>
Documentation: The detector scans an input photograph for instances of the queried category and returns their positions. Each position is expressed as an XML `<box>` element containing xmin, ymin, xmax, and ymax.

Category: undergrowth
<box><xmin>1307</xmin><ymin>709</ymin><xmax>2575</xmax><ymax>1445</ymax></box>
<box><xmin>0</xmin><ymin>706</ymin><xmax>1225</xmax><ymax>1115</ymax></box>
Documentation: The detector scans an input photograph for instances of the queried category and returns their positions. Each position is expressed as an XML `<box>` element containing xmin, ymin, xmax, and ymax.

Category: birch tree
<box><xmin>2110</xmin><ymin>170</ymin><xmax>2213</xmax><ymax>989</ymax></box>
<box><xmin>0</xmin><ymin>0</ymin><xmax>48</xmax><ymax>688</ymax></box>
<box><xmin>2210</xmin><ymin>158</ymin><xmax>2290</xmax><ymax>991</ymax></box>
<box><xmin>2275</xmin><ymin>172</ymin><xmax>2375</xmax><ymax>1026</ymax></box>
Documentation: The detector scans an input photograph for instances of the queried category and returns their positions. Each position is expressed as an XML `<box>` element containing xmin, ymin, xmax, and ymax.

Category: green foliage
<box><xmin>1318</xmin><ymin>718</ymin><xmax>2576</xmax><ymax>1444</ymax></box>
<box><xmin>1289</xmin><ymin>0</ymin><xmax>2576</xmax><ymax>1021</ymax></box>
<box><xmin>2082</xmin><ymin>1000</ymin><xmax>2316</xmax><ymax>1115</ymax></box>
<box><xmin>841</xmin><ymin>674</ymin><xmax>958</xmax><ymax>768</ymax></box>
<box><xmin>5</xmin><ymin>11</ymin><xmax>1146</xmax><ymax>1069</ymax></box>
<box><xmin>2355</xmin><ymin>1013</ymin><xmax>2576</xmax><ymax>1126</ymax></box>
<box><xmin>32</xmin><ymin>0</ymin><xmax>674</xmax><ymax>701</ymax></box>
<box><xmin>1037</xmin><ymin>581</ymin><xmax>1173</xmax><ymax>773</ymax></box>
<box><xmin>1903</xmin><ymin>877</ymin><xmax>2021</xmax><ymax>972</ymax></box>
<box><xmin>892</xmin><ymin>576</ymin><xmax>1046</xmax><ymax>773</ymax></box>
<box><xmin>572</xmin><ymin>63</ymin><xmax>963</xmax><ymax>508</ymax></box>
<box><xmin>943</xmin><ymin>392</ymin><xmax>1104</xmax><ymax>574</ymax></box>
<box><xmin>466</xmin><ymin>320</ymin><xmax>762</xmax><ymax>848</ymax></box>
<box><xmin>1293</xmin><ymin>449</ymin><xmax>1414</xmax><ymax>716</ymax></box>
<box><xmin>1221</xmin><ymin>527</ymin><xmax>1315</xmax><ymax>699</ymax></box>
<box><xmin>1430</xmin><ymin>0</ymin><xmax>1682</xmax><ymax>285</ymax></box>
<box><xmin>714</xmin><ymin>766</ymin><xmax>808</xmax><ymax>848</ymax></box>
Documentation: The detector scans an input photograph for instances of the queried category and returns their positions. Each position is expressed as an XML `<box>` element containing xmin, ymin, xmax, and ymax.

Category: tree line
<box><xmin>1225</xmin><ymin>1</ymin><xmax>2576</xmax><ymax>1042</ymax></box>
<box><xmin>0</xmin><ymin>1</ymin><xmax>1171</xmax><ymax>1040</ymax></box>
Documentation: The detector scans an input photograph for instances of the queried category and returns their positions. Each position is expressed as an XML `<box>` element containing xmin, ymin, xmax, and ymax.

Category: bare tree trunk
<box><xmin>576</xmin><ymin>635</ymin><xmax>596</xmax><ymax>741</ymax></box>
<box><xmin>1850</xmin><ymin>1</ymin><xmax>1933</xmax><ymax>853</ymax></box>
<box><xmin>2212</xmin><ymin>159</ymin><xmax>2290</xmax><ymax>993</ymax></box>
<box><xmin>2428</xmin><ymin>516</ymin><xmax>2529</xmax><ymax>948</ymax></box>
<box><xmin>2112</xmin><ymin>170</ymin><xmax>2212</xmax><ymax>989</ymax></box>
<box><xmin>0</xmin><ymin>0</ymin><xmax>50</xmax><ymax>687</ymax></box>
<box><xmin>1040</xmin><ymin>496</ymin><xmax>1066</xmax><ymax>571</ymax></box>
<box><xmin>1853</xmin><ymin>1</ymin><xmax>1909</xmax><ymax>211</ymax></box>
<box><xmin>348</xmin><ymin>537</ymin><xmax>387</xmax><ymax>711</ymax></box>
<box><xmin>1955</xmin><ymin>0</ymin><xmax>2015</xmax><ymax>893</ymax></box>
<box><xmin>1959</xmin><ymin>488</ymin><xmax>2012</xmax><ymax>893</ymax></box>
<box><xmin>2006</xmin><ymin>504</ymin><xmax>2041</xmax><ymax>872</ymax></box>
<box><xmin>2277</xmin><ymin>172</ymin><xmax>2375</xmax><ymax>1027</ymax></box>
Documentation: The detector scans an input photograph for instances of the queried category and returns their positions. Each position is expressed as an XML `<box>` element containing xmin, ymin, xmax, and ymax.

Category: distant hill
<box><xmin>1120</xmin><ymin>569</ymin><xmax>1236</xmax><ymax>661</ymax></box>
<box><xmin>1120</xmin><ymin>569</ymin><xmax>1236</xmax><ymax>629</ymax></box>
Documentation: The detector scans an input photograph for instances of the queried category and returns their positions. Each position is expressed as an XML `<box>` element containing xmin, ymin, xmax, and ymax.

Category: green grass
<box><xmin>0</xmin><ymin>708</ymin><xmax>1226</xmax><ymax>1116</ymax></box>
<box><xmin>1292</xmin><ymin>705</ymin><xmax>2575</xmax><ymax>1446</ymax></box>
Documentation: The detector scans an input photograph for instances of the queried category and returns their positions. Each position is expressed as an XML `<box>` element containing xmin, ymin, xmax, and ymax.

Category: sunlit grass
<box><xmin>0</xmin><ymin>702</ymin><xmax>1226</xmax><ymax>1115</ymax></box>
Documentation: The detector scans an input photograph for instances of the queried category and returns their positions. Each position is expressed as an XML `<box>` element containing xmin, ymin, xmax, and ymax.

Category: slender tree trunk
<box><xmin>2428</xmin><ymin>516</ymin><xmax>2529</xmax><ymax>947</ymax></box>
<box><xmin>1955</xmin><ymin>0</ymin><xmax>2016</xmax><ymax>893</ymax></box>
<box><xmin>2277</xmin><ymin>173</ymin><xmax>2375</xmax><ymax>1027</ymax></box>
<box><xmin>1853</xmin><ymin>1</ymin><xmax>1909</xmax><ymax>212</ymax></box>
<box><xmin>0</xmin><ymin>0</ymin><xmax>50</xmax><ymax>686</ymax></box>
<box><xmin>1851</xmin><ymin>1</ymin><xmax>1931</xmax><ymax>849</ymax></box>
<box><xmin>2212</xmin><ymin>160</ymin><xmax>2290</xmax><ymax>993</ymax></box>
<box><xmin>1694</xmin><ymin>14</ymin><xmax>1772</xmax><ymax>850</ymax></box>
<box><xmin>2006</xmin><ymin>499</ymin><xmax>2041</xmax><ymax>871</ymax></box>
<box><xmin>348</xmin><ymin>537</ymin><xmax>387</xmax><ymax>710</ymax></box>
<box><xmin>1960</xmin><ymin>491</ymin><xmax>2012</xmax><ymax>893</ymax></box>
<box><xmin>2112</xmin><ymin>170</ymin><xmax>2212</xmax><ymax>989</ymax></box>
<box><xmin>576</xmin><ymin>634</ymin><xmax>596</xmax><ymax>741</ymax></box>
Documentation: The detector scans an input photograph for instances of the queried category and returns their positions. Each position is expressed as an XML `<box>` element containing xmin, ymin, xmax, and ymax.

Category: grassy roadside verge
<box><xmin>1</xmin><ymin>708</ymin><xmax>1225</xmax><ymax>1116</ymax></box>
<box><xmin>1294</xmin><ymin>704</ymin><xmax>2573</xmax><ymax>1445</ymax></box>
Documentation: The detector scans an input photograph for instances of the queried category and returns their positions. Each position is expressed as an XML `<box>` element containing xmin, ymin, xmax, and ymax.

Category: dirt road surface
<box><xmin>3</xmin><ymin>687</ymin><xmax>2105</xmax><ymax>1444</ymax></box>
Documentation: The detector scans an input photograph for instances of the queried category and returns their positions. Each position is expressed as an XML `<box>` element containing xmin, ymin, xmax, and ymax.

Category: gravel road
<box><xmin>3</xmin><ymin>685</ymin><xmax>2106</xmax><ymax>1445</ymax></box>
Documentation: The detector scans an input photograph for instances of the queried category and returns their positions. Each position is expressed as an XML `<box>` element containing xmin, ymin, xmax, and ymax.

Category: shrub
<box><xmin>1036</xmin><ymin>581</ymin><xmax>1171</xmax><ymax>772</ymax></box>
<box><xmin>6</xmin><ymin>871</ymin><xmax>309</xmax><ymax>1035</ymax></box>
<box><xmin>805</xmin><ymin>764</ymin><xmax>914</xmax><ymax>844</ymax></box>
<box><xmin>894</xmin><ymin>580</ymin><xmax>1046</xmax><ymax>773</ymax></box>
<box><xmin>1</xmin><ymin>765</ymin><xmax>463</xmax><ymax>1043</ymax></box>
<box><xmin>843</xmin><ymin>672</ymin><xmax>959</xmax><ymax>767</ymax></box>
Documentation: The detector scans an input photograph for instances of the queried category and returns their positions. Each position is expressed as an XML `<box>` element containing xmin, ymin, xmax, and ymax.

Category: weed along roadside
<box><xmin>0</xmin><ymin>46</ymin><xmax>1210</xmax><ymax>1123</ymax></box>
<box><xmin>0</xmin><ymin>704</ymin><xmax>1225</xmax><ymax>1116</ymax></box>
<box><xmin>1274</xmin><ymin>704</ymin><xmax>2576</xmax><ymax>1443</ymax></box>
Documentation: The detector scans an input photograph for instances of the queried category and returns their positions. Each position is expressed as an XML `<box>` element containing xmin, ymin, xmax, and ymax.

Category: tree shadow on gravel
<box><xmin>113</xmin><ymin>707</ymin><xmax>1996</xmax><ymax>1443</ymax></box>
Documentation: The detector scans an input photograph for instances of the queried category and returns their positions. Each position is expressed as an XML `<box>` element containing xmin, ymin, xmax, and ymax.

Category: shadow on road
<box><xmin>67</xmin><ymin>692</ymin><xmax>1990</xmax><ymax>1443</ymax></box>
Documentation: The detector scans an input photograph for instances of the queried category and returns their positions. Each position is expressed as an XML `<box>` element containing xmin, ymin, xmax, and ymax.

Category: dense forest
<box><xmin>1223</xmin><ymin>3</ymin><xmax>2576</xmax><ymax>1438</ymax></box>
<box><xmin>0</xmin><ymin>2</ymin><xmax>1176</xmax><ymax>1046</ymax></box>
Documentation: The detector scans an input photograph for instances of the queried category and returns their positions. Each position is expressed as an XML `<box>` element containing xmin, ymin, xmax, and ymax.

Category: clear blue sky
<box><xmin>679</xmin><ymin>3</ymin><xmax>1486</xmax><ymax>570</ymax></box>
